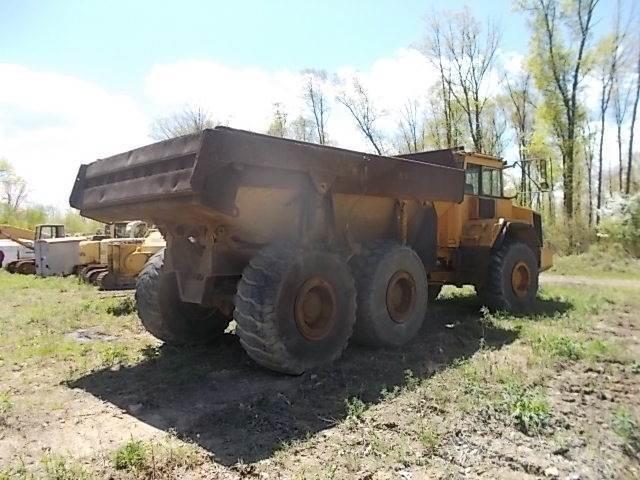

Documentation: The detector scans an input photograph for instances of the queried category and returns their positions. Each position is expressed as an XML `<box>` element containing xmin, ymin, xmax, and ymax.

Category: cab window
<box><xmin>465</xmin><ymin>164</ymin><xmax>480</xmax><ymax>195</ymax></box>
<box><xmin>481</xmin><ymin>167</ymin><xmax>502</xmax><ymax>197</ymax></box>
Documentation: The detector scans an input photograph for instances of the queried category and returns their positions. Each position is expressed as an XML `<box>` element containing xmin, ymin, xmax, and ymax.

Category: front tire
<box><xmin>234</xmin><ymin>245</ymin><xmax>356</xmax><ymax>374</ymax></box>
<box><xmin>479</xmin><ymin>242</ymin><xmax>538</xmax><ymax>312</ymax></box>
<box><xmin>349</xmin><ymin>241</ymin><xmax>428</xmax><ymax>347</ymax></box>
<box><xmin>135</xmin><ymin>249</ymin><xmax>230</xmax><ymax>345</ymax></box>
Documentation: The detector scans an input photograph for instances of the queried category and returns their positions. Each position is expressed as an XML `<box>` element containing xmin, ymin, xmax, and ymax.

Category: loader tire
<box><xmin>16</xmin><ymin>261</ymin><xmax>35</xmax><ymax>275</ymax></box>
<box><xmin>135</xmin><ymin>249</ymin><xmax>230</xmax><ymax>345</ymax></box>
<box><xmin>349</xmin><ymin>241</ymin><xmax>428</xmax><ymax>347</ymax></box>
<box><xmin>479</xmin><ymin>241</ymin><xmax>538</xmax><ymax>313</ymax></box>
<box><xmin>234</xmin><ymin>245</ymin><xmax>356</xmax><ymax>375</ymax></box>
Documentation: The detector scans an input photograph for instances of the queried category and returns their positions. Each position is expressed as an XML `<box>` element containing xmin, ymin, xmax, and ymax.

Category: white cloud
<box><xmin>0</xmin><ymin>64</ymin><xmax>150</xmax><ymax>209</ymax></box>
<box><xmin>144</xmin><ymin>47</ymin><xmax>438</xmax><ymax>153</ymax></box>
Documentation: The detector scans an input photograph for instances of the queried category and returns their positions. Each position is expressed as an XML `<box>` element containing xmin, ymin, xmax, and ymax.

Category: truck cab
<box><xmin>35</xmin><ymin>224</ymin><xmax>65</xmax><ymax>240</ymax></box>
<box><xmin>430</xmin><ymin>151</ymin><xmax>552</xmax><ymax>306</ymax></box>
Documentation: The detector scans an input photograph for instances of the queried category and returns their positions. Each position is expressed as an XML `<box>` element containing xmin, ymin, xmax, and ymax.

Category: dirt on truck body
<box><xmin>70</xmin><ymin>126</ymin><xmax>551</xmax><ymax>374</ymax></box>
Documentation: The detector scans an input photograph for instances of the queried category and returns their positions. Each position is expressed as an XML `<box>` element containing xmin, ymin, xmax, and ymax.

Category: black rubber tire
<box><xmin>16</xmin><ymin>261</ymin><xmax>35</xmax><ymax>275</ymax></box>
<box><xmin>428</xmin><ymin>284</ymin><xmax>443</xmax><ymax>303</ymax></box>
<box><xmin>135</xmin><ymin>249</ymin><xmax>230</xmax><ymax>345</ymax></box>
<box><xmin>348</xmin><ymin>241</ymin><xmax>428</xmax><ymax>347</ymax></box>
<box><xmin>479</xmin><ymin>241</ymin><xmax>539</xmax><ymax>313</ymax></box>
<box><xmin>234</xmin><ymin>244</ymin><xmax>356</xmax><ymax>375</ymax></box>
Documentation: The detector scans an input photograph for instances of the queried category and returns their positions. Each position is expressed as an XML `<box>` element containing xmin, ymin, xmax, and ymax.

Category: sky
<box><xmin>0</xmin><ymin>0</ymin><xmax>630</xmax><ymax>208</ymax></box>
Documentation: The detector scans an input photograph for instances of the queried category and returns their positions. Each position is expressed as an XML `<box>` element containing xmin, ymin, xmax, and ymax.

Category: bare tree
<box><xmin>398</xmin><ymin>100</ymin><xmax>426</xmax><ymax>153</ymax></box>
<box><xmin>302</xmin><ymin>71</ymin><xmax>329</xmax><ymax>145</ymax></box>
<box><xmin>482</xmin><ymin>102</ymin><xmax>508</xmax><ymax>157</ymax></box>
<box><xmin>337</xmin><ymin>78</ymin><xmax>385</xmax><ymax>155</ymax></box>
<box><xmin>627</xmin><ymin>35</ymin><xmax>640</xmax><ymax>194</ymax></box>
<box><xmin>595</xmin><ymin>9</ymin><xmax>624</xmax><ymax>223</ymax></box>
<box><xmin>424</xmin><ymin>9</ymin><xmax>501</xmax><ymax>153</ymax></box>
<box><xmin>150</xmin><ymin>106</ymin><xmax>220</xmax><ymax>140</ymax></box>
<box><xmin>582</xmin><ymin>123</ymin><xmax>597</xmax><ymax>225</ymax></box>
<box><xmin>613</xmin><ymin>74</ymin><xmax>632</xmax><ymax>191</ymax></box>
<box><xmin>423</xmin><ymin>17</ymin><xmax>456</xmax><ymax>147</ymax></box>
<box><xmin>505</xmin><ymin>72</ymin><xmax>534</xmax><ymax>205</ymax></box>
<box><xmin>520</xmin><ymin>0</ymin><xmax>599</xmax><ymax>220</ymax></box>
<box><xmin>0</xmin><ymin>159</ymin><xmax>27</xmax><ymax>212</ymax></box>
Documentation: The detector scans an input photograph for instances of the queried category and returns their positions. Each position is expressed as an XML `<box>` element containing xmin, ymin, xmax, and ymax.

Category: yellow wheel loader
<box><xmin>77</xmin><ymin>222</ymin><xmax>165</xmax><ymax>290</ymax></box>
<box><xmin>71</xmin><ymin>127</ymin><xmax>552</xmax><ymax>374</ymax></box>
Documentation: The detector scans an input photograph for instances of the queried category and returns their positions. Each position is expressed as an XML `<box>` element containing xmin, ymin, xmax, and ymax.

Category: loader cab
<box><xmin>463</xmin><ymin>156</ymin><xmax>504</xmax><ymax>199</ymax></box>
<box><xmin>35</xmin><ymin>224</ymin><xmax>65</xmax><ymax>240</ymax></box>
<box><xmin>108</xmin><ymin>221</ymin><xmax>148</xmax><ymax>239</ymax></box>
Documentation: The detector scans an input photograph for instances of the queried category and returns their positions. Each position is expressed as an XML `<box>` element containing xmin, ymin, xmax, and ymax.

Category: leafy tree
<box><xmin>266</xmin><ymin>104</ymin><xmax>289</xmax><ymax>138</ymax></box>
<box><xmin>0</xmin><ymin>159</ymin><xmax>27</xmax><ymax>213</ymax></box>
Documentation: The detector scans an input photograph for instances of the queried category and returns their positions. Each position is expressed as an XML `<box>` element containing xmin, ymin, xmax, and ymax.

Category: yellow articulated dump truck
<box><xmin>77</xmin><ymin>221</ymin><xmax>165</xmax><ymax>290</ymax></box>
<box><xmin>70</xmin><ymin>127</ymin><xmax>552</xmax><ymax>374</ymax></box>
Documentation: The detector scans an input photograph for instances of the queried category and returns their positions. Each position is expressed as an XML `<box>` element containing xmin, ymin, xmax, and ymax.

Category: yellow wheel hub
<box><xmin>511</xmin><ymin>261</ymin><xmax>531</xmax><ymax>298</ymax></box>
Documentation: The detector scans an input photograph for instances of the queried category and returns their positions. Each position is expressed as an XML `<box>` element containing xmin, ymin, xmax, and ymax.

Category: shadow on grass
<box><xmin>70</xmin><ymin>293</ymin><xmax>572</xmax><ymax>465</ymax></box>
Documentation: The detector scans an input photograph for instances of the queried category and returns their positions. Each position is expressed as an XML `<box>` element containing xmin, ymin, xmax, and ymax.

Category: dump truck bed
<box><xmin>70</xmin><ymin>127</ymin><xmax>464</xmax><ymax>225</ymax></box>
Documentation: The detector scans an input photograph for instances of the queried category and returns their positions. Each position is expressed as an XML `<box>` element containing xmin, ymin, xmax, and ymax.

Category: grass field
<box><xmin>0</xmin><ymin>270</ymin><xmax>639</xmax><ymax>479</ymax></box>
<box><xmin>550</xmin><ymin>244</ymin><xmax>640</xmax><ymax>280</ymax></box>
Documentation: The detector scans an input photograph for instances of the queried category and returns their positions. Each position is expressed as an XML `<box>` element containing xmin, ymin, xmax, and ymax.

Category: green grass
<box><xmin>612</xmin><ymin>408</ymin><xmax>640</xmax><ymax>457</ymax></box>
<box><xmin>0</xmin><ymin>271</ymin><xmax>153</xmax><ymax>382</ymax></box>
<box><xmin>501</xmin><ymin>383</ymin><xmax>550</xmax><ymax>435</ymax></box>
<box><xmin>42</xmin><ymin>455</ymin><xmax>92</xmax><ymax>480</ymax></box>
<box><xmin>113</xmin><ymin>439</ymin><xmax>147</xmax><ymax>471</ymax></box>
<box><xmin>550</xmin><ymin>244</ymin><xmax>640</xmax><ymax>280</ymax></box>
<box><xmin>112</xmin><ymin>437</ymin><xmax>204</xmax><ymax>475</ymax></box>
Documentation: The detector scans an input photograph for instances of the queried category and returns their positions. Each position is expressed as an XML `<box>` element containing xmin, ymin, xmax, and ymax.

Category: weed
<box><xmin>631</xmin><ymin>362</ymin><xmax>640</xmax><ymax>374</ymax></box>
<box><xmin>418</xmin><ymin>425</ymin><xmax>441</xmax><ymax>454</ymax></box>
<box><xmin>380</xmin><ymin>384</ymin><xmax>401</xmax><ymax>401</ymax></box>
<box><xmin>106</xmin><ymin>296</ymin><xmax>136</xmax><ymax>316</ymax></box>
<box><xmin>0</xmin><ymin>392</ymin><xmax>12</xmax><ymax>425</ymax></box>
<box><xmin>42</xmin><ymin>455</ymin><xmax>91</xmax><ymax>480</ymax></box>
<box><xmin>502</xmin><ymin>383</ymin><xmax>550</xmax><ymax>435</ymax></box>
<box><xmin>113</xmin><ymin>439</ymin><xmax>147</xmax><ymax>471</ymax></box>
<box><xmin>532</xmin><ymin>335</ymin><xmax>583</xmax><ymax>360</ymax></box>
<box><xmin>345</xmin><ymin>396</ymin><xmax>367</xmax><ymax>422</ymax></box>
<box><xmin>612</xmin><ymin>408</ymin><xmax>640</xmax><ymax>457</ymax></box>
<box><xmin>403</xmin><ymin>369</ymin><xmax>420</xmax><ymax>390</ymax></box>
<box><xmin>100</xmin><ymin>344</ymin><xmax>130</xmax><ymax>367</ymax></box>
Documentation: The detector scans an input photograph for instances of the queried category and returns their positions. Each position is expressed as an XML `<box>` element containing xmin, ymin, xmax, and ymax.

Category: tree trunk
<box><xmin>627</xmin><ymin>53</ymin><xmax>640</xmax><ymax>194</ymax></box>
<box><xmin>596</xmin><ymin>114</ymin><xmax>605</xmax><ymax>224</ymax></box>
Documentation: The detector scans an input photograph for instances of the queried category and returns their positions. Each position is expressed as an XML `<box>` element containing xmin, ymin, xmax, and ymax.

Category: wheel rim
<box><xmin>511</xmin><ymin>261</ymin><xmax>532</xmax><ymax>298</ymax></box>
<box><xmin>294</xmin><ymin>276</ymin><xmax>337</xmax><ymax>340</ymax></box>
<box><xmin>386</xmin><ymin>271</ymin><xmax>417</xmax><ymax>324</ymax></box>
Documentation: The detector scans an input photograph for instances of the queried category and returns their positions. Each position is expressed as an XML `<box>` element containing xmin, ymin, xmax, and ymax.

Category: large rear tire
<box><xmin>135</xmin><ymin>249</ymin><xmax>230</xmax><ymax>345</ymax></box>
<box><xmin>349</xmin><ymin>241</ymin><xmax>428</xmax><ymax>347</ymax></box>
<box><xmin>479</xmin><ymin>241</ymin><xmax>538</xmax><ymax>313</ymax></box>
<box><xmin>234</xmin><ymin>245</ymin><xmax>356</xmax><ymax>374</ymax></box>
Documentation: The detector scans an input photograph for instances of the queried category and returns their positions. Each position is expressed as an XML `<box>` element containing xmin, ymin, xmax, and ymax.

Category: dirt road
<box><xmin>541</xmin><ymin>273</ymin><xmax>640</xmax><ymax>288</ymax></box>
